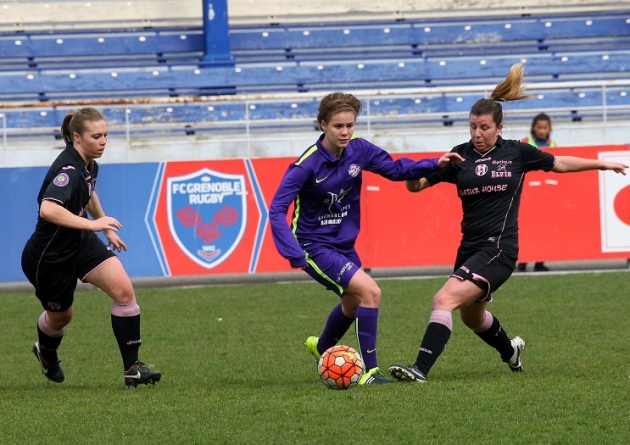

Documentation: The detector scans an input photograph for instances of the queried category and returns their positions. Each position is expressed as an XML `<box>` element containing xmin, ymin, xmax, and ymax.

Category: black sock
<box><xmin>475</xmin><ymin>315</ymin><xmax>514</xmax><ymax>362</ymax></box>
<box><xmin>111</xmin><ymin>314</ymin><xmax>141</xmax><ymax>369</ymax></box>
<box><xmin>37</xmin><ymin>325</ymin><xmax>63</xmax><ymax>364</ymax></box>
<box><xmin>414</xmin><ymin>322</ymin><xmax>452</xmax><ymax>376</ymax></box>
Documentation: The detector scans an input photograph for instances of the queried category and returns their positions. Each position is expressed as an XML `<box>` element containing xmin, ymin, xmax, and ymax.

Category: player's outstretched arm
<box><xmin>552</xmin><ymin>156</ymin><xmax>628</xmax><ymax>175</ymax></box>
<box><xmin>406</xmin><ymin>177</ymin><xmax>432</xmax><ymax>193</ymax></box>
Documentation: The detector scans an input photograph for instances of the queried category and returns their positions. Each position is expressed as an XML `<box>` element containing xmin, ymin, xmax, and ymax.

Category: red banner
<box><xmin>150</xmin><ymin>145</ymin><xmax>630</xmax><ymax>275</ymax></box>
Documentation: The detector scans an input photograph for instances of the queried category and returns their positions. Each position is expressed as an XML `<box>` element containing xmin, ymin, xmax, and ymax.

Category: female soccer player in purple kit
<box><xmin>388</xmin><ymin>64</ymin><xmax>628</xmax><ymax>384</ymax></box>
<box><xmin>269</xmin><ymin>92</ymin><xmax>463</xmax><ymax>384</ymax></box>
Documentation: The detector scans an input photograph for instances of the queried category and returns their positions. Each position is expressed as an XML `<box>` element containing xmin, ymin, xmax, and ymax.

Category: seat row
<box><xmin>3</xmin><ymin>85</ymin><xmax>629</xmax><ymax>137</ymax></box>
<box><xmin>1</xmin><ymin>50</ymin><xmax>629</xmax><ymax>101</ymax></box>
<box><xmin>0</xmin><ymin>11</ymin><xmax>628</xmax><ymax>100</ymax></box>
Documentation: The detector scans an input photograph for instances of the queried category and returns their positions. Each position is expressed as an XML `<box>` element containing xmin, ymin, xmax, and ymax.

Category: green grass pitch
<box><xmin>1</xmin><ymin>271</ymin><xmax>629</xmax><ymax>444</ymax></box>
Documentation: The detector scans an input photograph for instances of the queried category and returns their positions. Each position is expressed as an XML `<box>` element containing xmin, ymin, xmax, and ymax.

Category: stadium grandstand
<box><xmin>0</xmin><ymin>0</ymin><xmax>629</xmax><ymax>166</ymax></box>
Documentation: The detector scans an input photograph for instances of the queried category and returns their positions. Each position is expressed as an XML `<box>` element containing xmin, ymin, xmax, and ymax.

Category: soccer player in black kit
<box><xmin>21</xmin><ymin>108</ymin><xmax>161</xmax><ymax>387</ymax></box>
<box><xmin>388</xmin><ymin>64</ymin><xmax>628</xmax><ymax>383</ymax></box>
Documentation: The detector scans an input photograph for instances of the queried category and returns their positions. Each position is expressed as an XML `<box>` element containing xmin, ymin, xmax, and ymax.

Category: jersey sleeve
<box><xmin>424</xmin><ymin>147</ymin><xmax>459</xmax><ymax>185</ymax></box>
<box><xmin>41</xmin><ymin>165</ymin><xmax>81</xmax><ymax>206</ymax></box>
<box><xmin>269</xmin><ymin>164</ymin><xmax>310</xmax><ymax>268</ymax></box>
<box><xmin>519</xmin><ymin>142</ymin><xmax>555</xmax><ymax>172</ymax></box>
<box><xmin>363</xmin><ymin>140</ymin><xmax>439</xmax><ymax>180</ymax></box>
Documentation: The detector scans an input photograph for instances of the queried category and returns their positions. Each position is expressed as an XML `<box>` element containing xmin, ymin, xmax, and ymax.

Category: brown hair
<box><xmin>470</xmin><ymin>63</ymin><xmax>531</xmax><ymax>126</ymax></box>
<box><xmin>316</xmin><ymin>92</ymin><xmax>362</xmax><ymax>130</ymax></box>
<box><xmin>60</xmin><ymin>107</ymin><xmax>106</xmax><ymax>144</ymax></box>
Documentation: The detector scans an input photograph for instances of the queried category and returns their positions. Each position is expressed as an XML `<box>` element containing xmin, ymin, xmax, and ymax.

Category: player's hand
<box><xmin>104</xmin><ymin>230</ymin><xmax>128</xmax><ymax>252</ymax></box>
<box><xmin>406</xmin><ymin>179</ymin><xmax>421</xmax><ymax>192</ymax></box>
<box><xmin>91</xmin><ymin>216</ymin><xmax>122</xmax><ymax>232</ymax></box>
<box><xmin>601</xmin><ymin>161</ymin><xmax>628</xmax><ymax>175</ymax></box>
<box><xmin>437</xmin><ymin>152</ymin><xmax>465</xmax><ymax>168</ymax></box>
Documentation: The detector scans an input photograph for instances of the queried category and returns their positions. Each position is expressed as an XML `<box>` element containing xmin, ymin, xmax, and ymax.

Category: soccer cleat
<box><xmin>304</xmin><ymin>336</ymin><xmax>321</xmax><ymax>360</ymax></box>
<box><xmin>124</xmin><ymin>361</ymin><xmax>162</xmax><ymax>387</ymax></box>
<box><xmin>507</xmin><ymin>336</ymin><xmax>526</xmax><ymax>372</ymax></box>
<box><xmin>358</xmin><ymin>367</ymin><xmax>393</xmax><ymax>385</ymax></box>
<box><xmin>388</xmin><ymin>364</ymin><xmax>427</xmax><ymax>383</ymax></box>
<box><xmin>32</xmin><ymin>342</ymin><xmax>65</xmax><ymax>383</ymax></box>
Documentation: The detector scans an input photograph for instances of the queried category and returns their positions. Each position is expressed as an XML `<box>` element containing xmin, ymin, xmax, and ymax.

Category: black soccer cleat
<box><xmin>388</xmin><ymin>364</ymin><xmax>428</xmax><ymax>383</ymax></box>
<box><xmin>124</xmin><ymin>361</ymin><xmax>162</xmax><ymax>387</ymax></box>
<box><xmin>32</xmin><ymin>342</ymin><xmax>65</xmax><ymax>383</ymax></box>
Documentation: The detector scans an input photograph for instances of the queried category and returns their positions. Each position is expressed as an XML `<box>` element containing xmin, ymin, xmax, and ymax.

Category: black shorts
<box><xmin>21</xmin><ymin>232</ymin><xmax>117</xmax><ymax>312</ymax></box>
<box><xmin>451</xmin><ymin>244</ymin><xmax>517</xmax><ymax>302</ymax></box>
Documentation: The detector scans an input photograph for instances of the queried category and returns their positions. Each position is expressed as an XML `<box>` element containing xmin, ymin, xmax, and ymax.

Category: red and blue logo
<box><xmin>167</xmin><ymin>168</ymin><xmax>247</xmax><ymax>269</ymax></box>
<box><xmin>146</xmin><ymin>160</ymin><xmax>270</xmax><ymax>276</ymax></box>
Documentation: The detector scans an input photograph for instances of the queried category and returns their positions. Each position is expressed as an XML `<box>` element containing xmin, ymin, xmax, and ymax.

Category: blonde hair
<box><xmin>470</xmin><ymin>63</ymin><xmax>531</xmax><ymax>125</ymax></box>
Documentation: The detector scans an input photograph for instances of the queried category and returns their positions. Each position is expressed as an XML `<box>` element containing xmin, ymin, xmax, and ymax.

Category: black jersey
<box><xmin>424</xmin><ymin>137</ymin><xmax>555</xmax><ymax>250</ymax></box>
<box><xmin>25</xmin><ymin>143</ymin><xmax>98</xmax><ymax>263</ymax></box>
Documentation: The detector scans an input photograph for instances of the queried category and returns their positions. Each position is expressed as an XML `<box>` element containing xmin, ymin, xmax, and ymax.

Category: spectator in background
<box><xmin>517</xmin><ymin>113</ymin><xmax>557</xmax><ymax>272</ymax></box>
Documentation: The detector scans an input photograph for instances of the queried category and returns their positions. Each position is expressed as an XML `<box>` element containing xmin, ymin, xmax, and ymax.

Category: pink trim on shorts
<box><xmin>81</xmin><ymin>256</ymin><xmax>118</xmax><ymax>282</ymax></box>
<box><xmin>111</xmin><ymin>300</ymin><xmax>140</xmax><ymax>317</ymax></box>
<box><xmin>450</xmin><ymin>272</ymin><xmax>493</xmax><ymax>303</ymax></box>
<box><xmin>473</xmin><ymin>310</ymin><xmax>494</xmax><ymax>333</ymax></box>
<box><xmin>38</xmin><ymin>311</ymin><xmax>65</xmax><ymax>337</ymax></box>
<box><xmin>429</xmin><ymin>309</ymin><xmax>453</xmax><ymax>331</ymax></box>
<box><xmin>471</xmin><ymin>273</ymin><xmax>493</xmax><ymax>302</ymax></box>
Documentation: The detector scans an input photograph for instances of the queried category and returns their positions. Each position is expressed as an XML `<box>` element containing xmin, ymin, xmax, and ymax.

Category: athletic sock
<box><xmin>111</xmin><ymin>301</ymin><xmax>142</xmax><ymax>370</ymax></box>
<box><xmin>414</xmin><ymin>310</ymin><xmax>453</xmax><ymax>376</ymax></box>
<box><xmin>474</xmin><ymin>311</ymin><xmax>514</xmax><ymax>362</ymax></box>
<box><xmin>355</xmin><ymin>306</ymin><xmax>379</xmax><ymax>370</ymax></box>
<box><xmin>37</xmin><ymin>312</ymin><xmax>65</xmax><ymax>364</ymax></box>
<box><xmin>318</xmin><ymin>303</ymin><xmax>355</xmax><ymax>355</ymax></box>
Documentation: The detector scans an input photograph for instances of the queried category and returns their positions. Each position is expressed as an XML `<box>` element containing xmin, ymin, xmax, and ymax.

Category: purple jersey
<box><xmin>269</xmin><ymin>135</ymin><xmax>440</xmax><ymax>268</ymax></box>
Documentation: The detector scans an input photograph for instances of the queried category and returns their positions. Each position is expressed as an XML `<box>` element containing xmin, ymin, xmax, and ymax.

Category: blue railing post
<box><xmin>201</xmin><ymin>0</ymin><xmax>234</xmax><ymax>66</ymax></box>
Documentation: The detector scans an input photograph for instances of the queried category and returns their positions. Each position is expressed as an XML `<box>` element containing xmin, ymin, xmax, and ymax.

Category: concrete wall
<box><xmin>1</xmin><ymin>0</ymin><xmax>627</xmax><ymax>32</ymax></box>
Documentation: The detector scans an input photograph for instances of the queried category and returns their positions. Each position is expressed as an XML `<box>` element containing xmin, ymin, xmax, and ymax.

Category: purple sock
<box><xmin>318</xmin><ymin>303</ymin><xmax>354</xmax><ymax>355</ymax></box>
<box><xmin>355</xmin><ymin>306</ymin><xmax>379</xmax><ymax>370</ymax></box>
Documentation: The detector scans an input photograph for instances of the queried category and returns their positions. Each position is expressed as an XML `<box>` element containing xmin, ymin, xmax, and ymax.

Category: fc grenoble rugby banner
<box><xmin>1</xmin><ymin>145</ymin><xmax>628</xmax><ymax>282</ymax></box>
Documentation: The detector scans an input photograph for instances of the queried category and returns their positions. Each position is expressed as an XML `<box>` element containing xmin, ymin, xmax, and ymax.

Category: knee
<box><xmin>48</xmin><ymin>308</ymin><xmax>73</xmax><ymax>329</ymax></box>
<box><xmin>359</xmin><ymin>284</ymin><xmax>381</xmax><ymax>307</ymax></box>
<box><xmin>432</xmin><ymin>291</ymin><xmax>456</xmax><ymax>312</ymax></box>
<box><xmin>460</xmin><ymin>312</ymin><xmax>484</xmax><ymax>330</ymax></box>
<box><xmin>109</xmin><ymin>283</ymin><xmax>136</xmax><ymax>305</ymax></box>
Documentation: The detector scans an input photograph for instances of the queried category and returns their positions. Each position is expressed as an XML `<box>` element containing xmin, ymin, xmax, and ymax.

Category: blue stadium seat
<box><xmin>0</xmin><ymin>11</ymin><xmax>628</xmax><ymax>101</ymax></box>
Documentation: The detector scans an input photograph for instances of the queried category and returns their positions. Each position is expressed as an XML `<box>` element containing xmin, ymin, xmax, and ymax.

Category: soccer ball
<box><xmin>317</xmin><ymin>345</ymin><xmax>364</xmax><ymax>390</ymax></box>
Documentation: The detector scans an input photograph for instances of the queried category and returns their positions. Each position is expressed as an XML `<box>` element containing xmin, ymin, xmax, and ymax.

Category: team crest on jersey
<box><xmin>348</xmin><ymin>164</ymin><xmax>361</xmax><ymax>177</ymax></box>
<box><xmin>167</xmin><ymin>168</ymin><xmax>247</xmax><ymax>269</ymax></box>
<box><xmin>475</xmin><ymin>164</ymin><xmax>488</xmax><ymax>176</ymax></box>
<box><xmin>53</xmin><ymin>173</ymin><xmax>70</xmax><ymax>187</ymax></box>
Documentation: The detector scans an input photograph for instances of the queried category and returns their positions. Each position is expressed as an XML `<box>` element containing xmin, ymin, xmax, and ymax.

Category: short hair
<box><xmin>60</xmin><ymin>107</ymin><xmax>106</xmax><ymax>144</ymax></box>
<box><xmin>316</xmin><ymin>92</ymin><xmax>362</xmax><ymax>130</ymax></box>
<box><xmin>469</xmin><ymin>63</ymin><xmax>531</xmax><ymax>126</ymax></box>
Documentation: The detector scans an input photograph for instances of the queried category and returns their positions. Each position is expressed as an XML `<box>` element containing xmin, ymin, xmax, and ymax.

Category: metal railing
<box><xmin>2</xmin><ymin>79</ymin><xmax>630</xmax><ymax>167</ymax></box>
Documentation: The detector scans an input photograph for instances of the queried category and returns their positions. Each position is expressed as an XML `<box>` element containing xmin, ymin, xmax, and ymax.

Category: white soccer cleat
<box><xmin>508</xmin><ymin>336</ymin><xmax>525</xmax><ymax>372</ymax></box>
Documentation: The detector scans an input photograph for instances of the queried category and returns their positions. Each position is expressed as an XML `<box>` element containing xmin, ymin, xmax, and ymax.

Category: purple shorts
<box><xmin>303</xmin><ymin>246</ymin><xmax>362</xmax><ymax>296</ymax></box>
